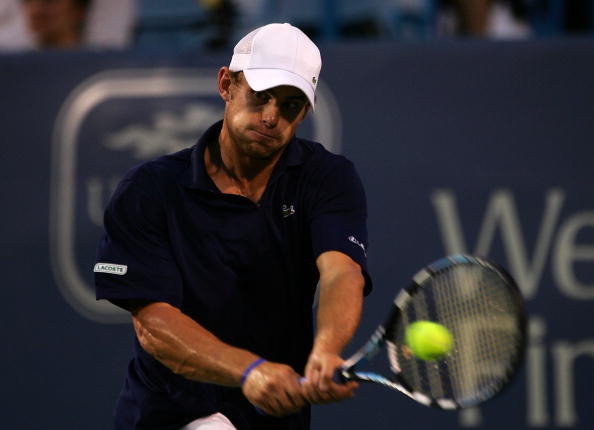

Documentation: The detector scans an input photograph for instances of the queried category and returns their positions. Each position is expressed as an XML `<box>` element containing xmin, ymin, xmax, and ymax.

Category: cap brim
<box><xmin>243</xmin><ymin>69</ymin><xmax>316</xmax><ymax>109</ymax></box>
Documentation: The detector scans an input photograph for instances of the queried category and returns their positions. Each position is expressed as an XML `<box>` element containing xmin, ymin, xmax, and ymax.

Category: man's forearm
<box><xmin>132</xmin><ymin>301</ymin><xmax>309</xmax><ymax>416</ymax></box>
<box><xmin>302</xmin><ymin>252</ymin><xmax>365</xmax><ymax>404</ymax></box>
<box><xmin>313</xmin><ymin>254</ymin><xmax>365</xmax><ymax>355</ymax></box>
<box><xmin>132</xmin><ymin>301</ymin><xmax>259</xmax><ymax>386</ymax></box>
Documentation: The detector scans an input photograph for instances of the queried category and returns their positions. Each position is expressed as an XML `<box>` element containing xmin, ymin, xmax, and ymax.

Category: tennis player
<box><xmin>94</xmin><ymin>23</ymin><xmax>371</xmax><ymax>430</ymax></box>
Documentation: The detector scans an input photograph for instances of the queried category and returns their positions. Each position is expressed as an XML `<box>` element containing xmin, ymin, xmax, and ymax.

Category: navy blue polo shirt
<box><xmin>95</xmin><ymin>121</ymin><xmax>371</xmax><ymax>430</ymax></box>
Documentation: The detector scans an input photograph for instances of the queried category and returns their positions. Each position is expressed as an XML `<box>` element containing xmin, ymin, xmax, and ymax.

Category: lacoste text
<box><xmin>94</xmin><ymin>263</ymin><xmax>128</xmax><ymax>275</ymax></box>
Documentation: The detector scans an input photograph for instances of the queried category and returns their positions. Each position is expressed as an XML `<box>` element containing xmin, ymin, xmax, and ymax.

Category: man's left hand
<box><xmin>302</xmin><ymin>350</ymin><xmax>358</xmax><ymax>404</ymax></box>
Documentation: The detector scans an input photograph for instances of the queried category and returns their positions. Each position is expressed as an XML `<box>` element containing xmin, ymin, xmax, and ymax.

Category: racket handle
<box><xmin>300</xmin><ymin>373</ymin><xmax>348</xmax><ymax>385</ymax></box>
<box><xmin>255</xmin><ymin>372</ymin><xmax>346</xmax><ymax>415</ymax></box>
<box><xmin>332</xmin><ymin>368</ymin><xmax>348</xmax><ymax>384</ymax></box>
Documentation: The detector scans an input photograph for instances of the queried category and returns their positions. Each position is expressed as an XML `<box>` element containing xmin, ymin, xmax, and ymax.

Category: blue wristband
<box><xmin>240</xmin><ymin>358</ymin><xmax>266</xmax><ymax>386</ymax></box>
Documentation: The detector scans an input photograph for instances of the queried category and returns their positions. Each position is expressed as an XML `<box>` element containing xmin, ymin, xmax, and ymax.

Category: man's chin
<box><xmin>243</xmin><ymin>140</ymin><xmax>285</xmax><ymax>161</ymax></box>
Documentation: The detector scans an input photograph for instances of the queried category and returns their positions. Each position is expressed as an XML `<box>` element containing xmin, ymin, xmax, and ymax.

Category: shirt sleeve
<box><xmin>94</xmin><ymin>166</ymin><xmax>182</xmax><ymax>310</ymax></box>
<box><xmin>309</xmin><ymin>157</ymin><xmax>372</xmax><ymax>294</ymax></box>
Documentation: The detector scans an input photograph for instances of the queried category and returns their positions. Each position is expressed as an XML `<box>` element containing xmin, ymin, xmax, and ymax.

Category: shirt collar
<box><xmin>183</xmin><ymin>120</ymin><xmax>305</xmax><ymax>190</ymax></box>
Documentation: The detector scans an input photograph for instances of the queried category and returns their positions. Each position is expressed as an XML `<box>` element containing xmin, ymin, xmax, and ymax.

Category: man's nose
<box><xmin>261</xmin><ymin>102</ymin><xmax>279</xmax><ymax>128</ymax></box>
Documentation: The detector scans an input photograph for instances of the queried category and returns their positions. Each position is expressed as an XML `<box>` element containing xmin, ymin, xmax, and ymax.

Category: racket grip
<box><xmin>300</xmin><ymin>370</ymin><xmax>347</xmax><ymax>384</ymax></box>
<box><xmin>255</xmin><ymin>373</ymin><xmax>346</xmax><ymax>415</ymax></box>
<box><xmin>332</xmin><ymin>368</ymin><xmax>347</xmax><ymax>384</ymax></box>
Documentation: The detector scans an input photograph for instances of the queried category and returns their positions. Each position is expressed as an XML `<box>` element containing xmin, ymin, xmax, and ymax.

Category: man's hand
<box><xmin>301</xmin><ymin>251</ymin><xmax>364</xmax><ymax>405</ymax></box>
<box><xmin>302</xmin><ymin>349</ymin><xmax>358</xmax><ymax>404</ymax></box>
<box><xmin>241</xmin><ymin>361</ymin><xmax>308</xmax><ymax>417</ymax></box>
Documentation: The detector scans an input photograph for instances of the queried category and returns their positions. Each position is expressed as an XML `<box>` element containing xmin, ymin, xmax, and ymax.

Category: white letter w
<box><xmin>430</xmin><ymin>189</ymin><xmax>564</xmax><ymax>299</ymax></box>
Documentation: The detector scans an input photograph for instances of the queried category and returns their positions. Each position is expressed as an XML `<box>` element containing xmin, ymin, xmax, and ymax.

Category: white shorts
<box><xmin>180</xmin><ymin>412</ymin><xmax>237</xmax><ymax>430</ymax></box>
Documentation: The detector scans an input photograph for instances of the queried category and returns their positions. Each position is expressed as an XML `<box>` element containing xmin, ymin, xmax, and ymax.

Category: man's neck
<box><xmin>204</xmin><ymin>134</ymin><xmax>283</xmax><ymax>203</ymax></box>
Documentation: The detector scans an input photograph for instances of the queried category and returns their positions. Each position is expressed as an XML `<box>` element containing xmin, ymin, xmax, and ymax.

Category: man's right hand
<box><xmin>241</xmin><ymin>361</ymin><xmax>307</xmax><ymax>417</ymax></box>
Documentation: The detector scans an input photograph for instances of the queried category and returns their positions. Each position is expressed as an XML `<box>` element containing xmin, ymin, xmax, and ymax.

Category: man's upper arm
<box><xmin>309</xmin><ymin>158</ymin><xmax>372</xmax><ymax>294</ymax></box>
<box><xmin>94</xmin><ymin>167</ymin><xmax>183</xmax><ymax>309</ymax></box>
<box><xmin>316</xmin><ymin>250</ymin><xmax>365</xmax><ymax>290</ymax></box>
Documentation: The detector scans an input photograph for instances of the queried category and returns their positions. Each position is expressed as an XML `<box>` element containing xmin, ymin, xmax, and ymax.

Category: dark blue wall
<box><xmin>1</xmin><ymin>39</ymin><xmax>592</xmax><ymax>429</ymax></box>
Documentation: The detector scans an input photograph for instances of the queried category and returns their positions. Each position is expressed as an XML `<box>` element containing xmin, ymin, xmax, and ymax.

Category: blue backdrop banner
<box><xmin>1</xmin><ymin>39</ymin><xmax>592</xmax><ymax>429</ymax></box>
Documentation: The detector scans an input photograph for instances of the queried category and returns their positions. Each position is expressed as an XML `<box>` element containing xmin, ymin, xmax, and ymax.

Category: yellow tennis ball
<box><xmin>405</xmin><ymin>321</ymin><xmax>453</xmax><ymax>361</ymax></box>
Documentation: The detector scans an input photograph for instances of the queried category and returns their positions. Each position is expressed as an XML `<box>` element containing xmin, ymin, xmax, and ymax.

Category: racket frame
<box><xmin>336</xmin><ymin>254</ymin><xmax>527</xmax><ymax>410</ymax></box>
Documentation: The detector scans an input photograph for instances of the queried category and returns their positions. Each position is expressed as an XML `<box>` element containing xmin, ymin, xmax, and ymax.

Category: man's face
<box><xmin>222</xmin><ymin>70</ymin><xmax>310</xmax><ymax>161</ymax></box>
<box><xmin>22</xmin><ymin>0</ymin><xmax>86</xmax><ymax>47</ymax></box>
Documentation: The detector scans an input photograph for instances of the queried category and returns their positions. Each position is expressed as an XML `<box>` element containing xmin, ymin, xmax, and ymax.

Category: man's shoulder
<box><xmin>290</xmin><ymin>138</ymin><xmax>363</xmax><ymax>199</ymax></box>
<box><xmin>297</xmin><ymin>139</ymin><xmax>356</xmax><ymax>182</ymax></box>
<box><xmin>123</xmin><ymin>146</ymin><xmax>194</xmax><ymax>188</ymax></box>
<box><xmin>295</xmin><ymin>137</ymin><xmax>352</xmax><ymax>170</ymax></box>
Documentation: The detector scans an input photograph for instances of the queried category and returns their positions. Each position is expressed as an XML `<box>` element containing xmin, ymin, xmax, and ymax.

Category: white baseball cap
<box><xmin>229</xmin><ymin>23</ymin><xmax>322</xmax><ymax>108</ymax></box>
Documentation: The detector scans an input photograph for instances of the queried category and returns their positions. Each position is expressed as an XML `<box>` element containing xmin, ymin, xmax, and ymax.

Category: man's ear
<box><xmin>304</xmin><ymin>104</ymin><xmax>312</xmax><ymax>117</ymax></box>
<box><xmin>299</xmin><ymin>103</ymin><xmax>311</xmax><ymax>122</ymax></box>
<box><xmin>218</xmin><ymin>67</ymin><xmax>232</xmax><ymax>102</ymax></box>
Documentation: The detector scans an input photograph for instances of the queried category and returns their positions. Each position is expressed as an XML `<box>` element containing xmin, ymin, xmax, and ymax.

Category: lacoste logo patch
<box><xmin>282</xmin><ymin>204</ymin><xmax>296</xmax><ymax>218</ymax></box>
<box><xmin>94</xmin><ymin>263</ymin><xmax>128</xmax><ymax>275</ymax></box>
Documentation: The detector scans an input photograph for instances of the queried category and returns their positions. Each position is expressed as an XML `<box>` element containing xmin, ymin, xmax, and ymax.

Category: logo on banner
<box><xmin>50</xmin><ymin>68</ymin><xmax>342</xmax><ymax>323</ymax></box>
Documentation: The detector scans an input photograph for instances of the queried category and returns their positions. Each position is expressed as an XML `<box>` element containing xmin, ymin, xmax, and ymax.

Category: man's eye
<box><xmin>252</xmin><ymin>91</ymin><xmax>269</xmax><ymax>101</ymax></box>
<box><xmin>285</xmin><ymin>101</ymin><xmax>305</xmax><ymax>111</ymax></box>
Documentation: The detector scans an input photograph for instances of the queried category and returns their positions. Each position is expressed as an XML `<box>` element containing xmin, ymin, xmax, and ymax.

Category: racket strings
<box><xmin>391</xmin><ymin>263</ymin><xmax>523</xmax><ymax>407</ymax></box>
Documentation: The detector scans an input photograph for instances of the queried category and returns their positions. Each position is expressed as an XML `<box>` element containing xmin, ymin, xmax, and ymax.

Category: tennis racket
<box><xmin>334</xmin><ymin>254</ymin><xmax>526</xmax><ymax>409</ymax></box>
